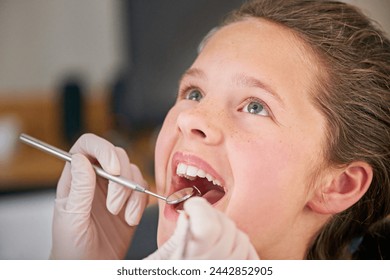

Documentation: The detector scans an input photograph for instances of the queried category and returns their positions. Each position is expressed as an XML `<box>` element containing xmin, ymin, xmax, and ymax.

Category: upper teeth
<box><xmin>176</xmin><ymin>163</ymin><xmax>222</xmax><ymax>187</ymax></box>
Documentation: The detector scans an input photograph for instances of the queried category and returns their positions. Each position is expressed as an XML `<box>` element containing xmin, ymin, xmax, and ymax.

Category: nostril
<box><xmin>192</xmin><ymin>129</ymin><xmax>206</xmax><ymax>138</ymax></box>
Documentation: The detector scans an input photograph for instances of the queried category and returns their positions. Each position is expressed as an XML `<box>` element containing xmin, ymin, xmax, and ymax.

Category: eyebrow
<box><xmin>180</xmin><ymin>68</ymin><xmax>208</xmax><ymax>83</ymax></box>
<box><xmin>233</xmin><ymin>73</ymin><xmax>284</xmax><ymax>106</ymax></box>
<box><xmin>180</xmin><ymin>68</ymin><xmax>284</xmax><ymax>106</ymax></box>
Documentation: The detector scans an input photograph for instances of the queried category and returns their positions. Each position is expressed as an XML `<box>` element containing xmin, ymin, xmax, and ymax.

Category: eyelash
<box><xmin>241</xmin><ymin>97</ymin><xmax>271</xmax><ymax>117</ymax></box>
<box><xmin>178</xmin><ymin>84</ymin><xmax>272</xmax><ymax>118</ymax></box>
<box><xmin>177</xmin><ymin>84</ymin><xmax>202</xmax><ymax>101</ymax></box>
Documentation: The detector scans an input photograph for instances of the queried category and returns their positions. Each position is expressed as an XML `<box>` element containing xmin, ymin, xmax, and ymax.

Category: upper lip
<box><xmin>171</xmin><ymin>151</ymin><xmax>226</xmax><ymax>192</ymax></box>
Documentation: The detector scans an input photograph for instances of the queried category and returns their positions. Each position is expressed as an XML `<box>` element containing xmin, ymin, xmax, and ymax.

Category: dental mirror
<box><xmin>164</xmin><ymin>186</ymin><xmax>201</xmax><ymax>205</ymax></box>
<box><xmin>19</xmin><ymin>133</ymin><xmax>199</xmax><ymax>205</ymax></box>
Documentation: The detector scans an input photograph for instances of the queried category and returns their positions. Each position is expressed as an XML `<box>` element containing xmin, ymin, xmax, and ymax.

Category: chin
<box><xmin>156</xmin><ymin>211</ymin><xmax>176</xmax><ymax>247</ymax></box>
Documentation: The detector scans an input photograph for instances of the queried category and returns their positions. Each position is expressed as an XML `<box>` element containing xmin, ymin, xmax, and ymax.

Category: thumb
<box><xmin>184</xmin><ymin>197</ymin><xmax>221</xmax><ymax>245</ymax></box>
<box><xmin>65</xmin><ymin>154</ymin><xmax>97</xmax><ymax>213</ymax></box>
<box><xmin>144</xmin><ymin>212</ymin><xmax>189</xmax><ymax>260</ymax></box>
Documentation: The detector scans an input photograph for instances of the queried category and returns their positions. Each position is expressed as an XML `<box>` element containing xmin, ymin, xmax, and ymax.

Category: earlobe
<box><xmin>308</xmin><ymin>162</ymin><xmax>373</xmax><ymax>215</ymax></box>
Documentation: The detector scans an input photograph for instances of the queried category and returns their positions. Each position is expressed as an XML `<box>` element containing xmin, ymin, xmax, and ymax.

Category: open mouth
<box><xmin>172</xmin><ymin>162</ymin><xmax>226</xmax><ymax>210</ymax></box>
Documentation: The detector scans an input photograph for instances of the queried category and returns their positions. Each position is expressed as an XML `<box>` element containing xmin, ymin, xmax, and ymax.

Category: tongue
<box><xmin>202</xmin><ymin>189</ymin><xmax>225</xmax><ymax>205</ymax></box>
<box><xmin>173</xmin><ymin>189</ymin><xmax>224</xmax><ymax>211</ymax></box>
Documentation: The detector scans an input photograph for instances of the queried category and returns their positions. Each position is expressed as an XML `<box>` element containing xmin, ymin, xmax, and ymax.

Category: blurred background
<box><xmin>0</xmin><ymin>0</ymin><xmax>389</xmax><ymax>259</ymax></box>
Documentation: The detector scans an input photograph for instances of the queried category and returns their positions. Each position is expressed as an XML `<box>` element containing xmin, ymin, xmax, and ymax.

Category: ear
<box><xmin>307</xmin><ymin>161</ymin><xmax>373</xmax><ymax>215</ymax></box>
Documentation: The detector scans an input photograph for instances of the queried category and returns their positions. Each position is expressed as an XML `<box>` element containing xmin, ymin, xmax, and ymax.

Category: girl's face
<box><xmin>154</xmin><ymin>19</ymin><xmax>328</xmax><ymax>259</ymax></box>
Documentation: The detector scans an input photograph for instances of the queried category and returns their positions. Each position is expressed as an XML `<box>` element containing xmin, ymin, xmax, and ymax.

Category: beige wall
<box><xmin>0</xmin><ymin>0</ymin><xmax>123</xmax><ymax>95</ymax></box>
<box><xmin>345</xmin><ymin>0</ymin><xmax>390</xmax><ymax>34</ymax></box>
<box><xmin>0</xmin><ymin>0</ymin><xmax>388</xmax><ymax>97</ymax></box>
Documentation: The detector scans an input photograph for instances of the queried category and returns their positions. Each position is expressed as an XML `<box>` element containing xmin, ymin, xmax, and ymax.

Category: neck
<box><xmin>258</xmin><ymin>209</ymin><xmax>331</xmax><ymax>259</ymax></box>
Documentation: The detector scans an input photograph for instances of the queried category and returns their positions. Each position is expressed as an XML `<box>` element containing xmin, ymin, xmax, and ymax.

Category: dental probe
<box><xmin>19</xmin><ymin>133</ymin><xmax>197</xmax><ymax>205</ymax></box>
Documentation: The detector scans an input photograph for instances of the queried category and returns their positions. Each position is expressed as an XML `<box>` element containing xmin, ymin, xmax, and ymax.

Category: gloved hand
<box><xmin>50</xmin><ymin>134</ymin><xmax>148</xmax><ymax>259</ymax></box>
<box><xmin>145</xmin><ymin>197</ymin><xmax>259</xmax><ymax>259</ymax></box>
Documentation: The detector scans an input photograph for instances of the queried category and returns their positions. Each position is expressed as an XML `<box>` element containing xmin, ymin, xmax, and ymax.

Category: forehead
<box><xmin>201</xmin><ymin>18</ymin><xmax>313</xmax><ymax>63</ymax></box>
<box><xmin>193</xmin><ymin>19</ymin><xmax>321</xmax><ymax>99</ymax></box>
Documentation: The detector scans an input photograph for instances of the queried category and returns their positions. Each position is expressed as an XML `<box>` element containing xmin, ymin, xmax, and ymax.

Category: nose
<box><xmin>177</xmin><ymin>104</ymin><xmax>223</xmax><ymax>145</ymax></box>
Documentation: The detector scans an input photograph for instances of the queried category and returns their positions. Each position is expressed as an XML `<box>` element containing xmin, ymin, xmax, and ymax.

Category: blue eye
<box><xmin>186</xmin><ymin>89</ymin><xmax>203</xmax><ymax>101</ymax></box>
<box><xmin>243</xmin><ymin>100</ymin><xmax>269</xmax><ymax>116</ymax></box>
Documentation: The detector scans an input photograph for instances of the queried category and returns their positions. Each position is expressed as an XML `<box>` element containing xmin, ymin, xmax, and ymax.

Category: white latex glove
<box><xmin>145</xmin><ymin>197</ymin><xmax>259</xmax><ymax>260</ymax></box>
<box><xmin>50</xmin><ymin>134</ymin><xmax>148</xmax><ymax>259</ymax></box>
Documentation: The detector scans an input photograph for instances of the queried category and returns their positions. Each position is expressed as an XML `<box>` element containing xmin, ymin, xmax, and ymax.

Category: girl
<box><xmin>50</xmin><ymin>0</ymin><xmax>390</xmax><ymax>259</ymax></box>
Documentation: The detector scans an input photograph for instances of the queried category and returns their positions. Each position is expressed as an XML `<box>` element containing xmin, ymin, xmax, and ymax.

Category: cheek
<box><xmin>156</xmin><ymin>202</ymin><xmax>176</xmax><ymax>246</ymax></box>
<box><xmin>228</xmin><ymin>125</ymin><xmax>318</xmax><ymax>195</ymax></box>
<box><xmin>230</xmin><ymin>136</ymin><xmax>296</xmax><ymax>187</ymax></box>
<box><xmin>224</xmin><ymin>137</ymin><xmax>311</xmax><ymax>234</ymax></box>
<box><xmin>154</xmin><ymin>108</ymin><xmax>178</xmax><ymax>193</ymax></box>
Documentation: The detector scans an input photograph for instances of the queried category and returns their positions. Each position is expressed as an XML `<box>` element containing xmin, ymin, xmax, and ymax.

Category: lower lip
<box><xmin>163</xmin><ymin>178</ymin><xmax>187</xmax><ymax>221</ymax></box>
<box><xmin>163</xmin><ymin>203</ymin><xmax>180</xmax><ymax>221</ymax></box>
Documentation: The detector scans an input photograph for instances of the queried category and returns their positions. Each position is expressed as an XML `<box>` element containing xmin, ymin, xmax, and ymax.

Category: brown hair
<box><xmin>221</xmin><ymin>0</ymin><xmax>390</xmax><ymax>259</ymax></box>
